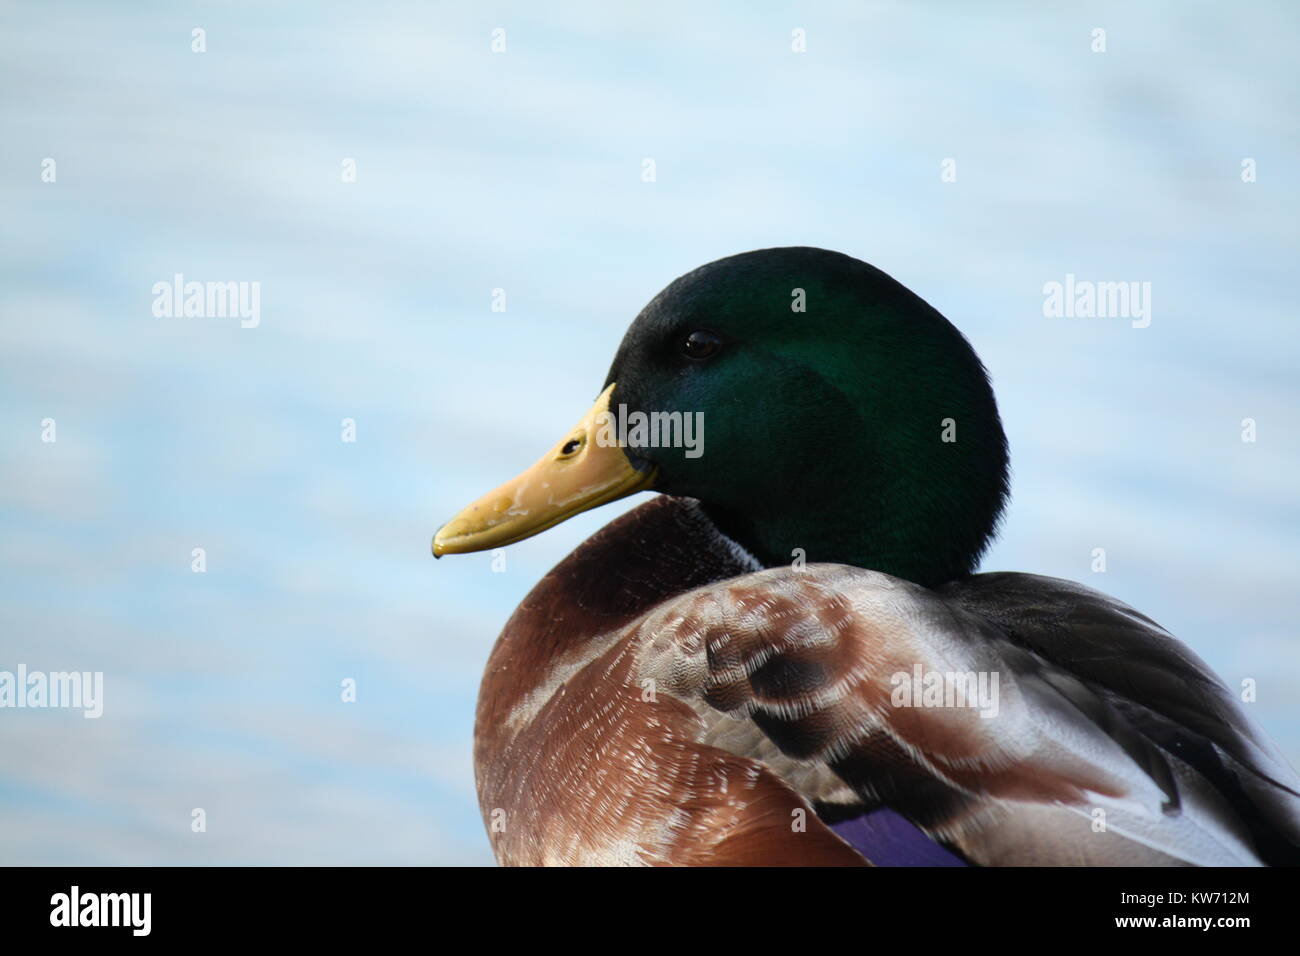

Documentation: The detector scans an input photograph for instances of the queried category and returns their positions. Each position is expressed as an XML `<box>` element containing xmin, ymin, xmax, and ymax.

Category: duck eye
<box><xmin>680</xmin><ymin>330</ymin><xmax>722</xmax><ymax>361</ymax></box>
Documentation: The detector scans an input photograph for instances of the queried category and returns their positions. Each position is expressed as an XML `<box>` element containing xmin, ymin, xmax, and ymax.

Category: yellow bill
<box><xmin>432</xmin><ymin>383</ymin><xmax>657</xmax><ymax>556</ymax></box>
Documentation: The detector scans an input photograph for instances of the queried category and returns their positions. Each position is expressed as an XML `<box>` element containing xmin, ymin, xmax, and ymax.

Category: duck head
<box><xmin>434</xmin><ymin>246</ymin><xmax>1009</xmax><ymax>587</ymax></box>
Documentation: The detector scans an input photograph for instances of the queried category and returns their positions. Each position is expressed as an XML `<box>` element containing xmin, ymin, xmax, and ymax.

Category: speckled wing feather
<box><xmin>635</xmin><ymin>564</ymin><xmax>1300</xmax><ymax>866</ymax></box>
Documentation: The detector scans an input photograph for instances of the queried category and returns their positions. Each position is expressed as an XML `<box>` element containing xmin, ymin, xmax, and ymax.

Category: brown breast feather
<box><xmin>473</xmin><ymin>496</ymin><xmax>868</xmax><ymax>866</ymax></box>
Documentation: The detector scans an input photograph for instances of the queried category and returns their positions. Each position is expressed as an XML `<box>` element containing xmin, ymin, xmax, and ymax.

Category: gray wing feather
<box><xmin>943</xmin><ymin>572</ymin><xmax>1300</xmax><ymax>865</ymax></box>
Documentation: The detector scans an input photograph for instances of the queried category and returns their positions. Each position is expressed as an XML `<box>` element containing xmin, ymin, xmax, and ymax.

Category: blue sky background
<box><xmin>1</xmin><ymin>2</ymin><xmax>1297</xmax><ymax>865</ymax></box>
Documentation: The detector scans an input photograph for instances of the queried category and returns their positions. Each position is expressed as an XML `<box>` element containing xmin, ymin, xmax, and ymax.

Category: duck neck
<box><xmin>699</xmin><ymin>463</ymin><xmax>1007</xmax><ymax>589</ymax></box>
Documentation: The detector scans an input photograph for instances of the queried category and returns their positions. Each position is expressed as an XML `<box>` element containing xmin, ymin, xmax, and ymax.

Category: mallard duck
<box><xmin>433</xmin><ymin>247</ymin><xmax>1300</xmax><ymax>866</ymax></box>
